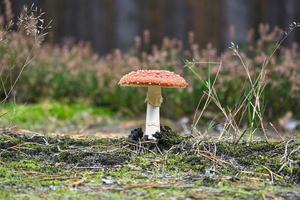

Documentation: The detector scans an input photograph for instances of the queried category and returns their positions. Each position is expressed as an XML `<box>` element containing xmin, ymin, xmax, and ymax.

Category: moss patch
<box><xmin>0</xmin><ymin>102</ymin><xmax>113</xmax><ymax>132</ymax></box>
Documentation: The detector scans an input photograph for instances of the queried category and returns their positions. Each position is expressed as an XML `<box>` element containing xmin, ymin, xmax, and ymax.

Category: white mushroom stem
<box><xmin>145</xmin><ymin>86</ymin><xmax>163</xmax><ymax>139</ymax></box>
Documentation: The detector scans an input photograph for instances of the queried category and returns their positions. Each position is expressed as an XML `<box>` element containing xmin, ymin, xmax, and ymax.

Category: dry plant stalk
<box><xmin>187</xmin><ymin>22</ymin><xmax>300</xmax><ymax>143</ymax></box>
<box><xmin>0</xmin><ymin>3</ymin><xmax>49</xmax><ymax>104</ymax></box>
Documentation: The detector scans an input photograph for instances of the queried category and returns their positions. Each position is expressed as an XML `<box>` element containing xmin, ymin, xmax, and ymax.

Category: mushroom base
<box><xmin>145</xmin><ymin>103</ymin><xmax>160</xmax><ymax>139</ymax></box>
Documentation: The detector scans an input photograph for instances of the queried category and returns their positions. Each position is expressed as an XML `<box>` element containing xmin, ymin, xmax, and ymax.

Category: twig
<box><xmin>262</xmin><ymin>166</ymin><xmax>284</xmax><ymax>183</ymax></box>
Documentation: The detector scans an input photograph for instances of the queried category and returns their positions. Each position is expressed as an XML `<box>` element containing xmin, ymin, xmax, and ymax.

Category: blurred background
<box><xmin>0</xmin><ymin>0</ymin><xmax>300</xmax><ymax>137</ymax></box>
<box><xmin>7</xmin><ymin>0</ymin><xmax>300</xmax><ymax>53</ymax></box>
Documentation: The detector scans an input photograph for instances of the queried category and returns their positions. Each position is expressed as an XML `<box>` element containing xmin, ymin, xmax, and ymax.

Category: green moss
<box><xmin>9</xmin><ymin>160</ymin><xmax>40</xmax><ymax>170</ymax></box>
<box><xmin>0</xmin><ymin>102</ymin><xmax>114</xmax><ymax>131</ymax></box>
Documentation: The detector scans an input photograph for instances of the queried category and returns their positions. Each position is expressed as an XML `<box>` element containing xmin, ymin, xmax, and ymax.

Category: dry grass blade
<box><xmin>0</xmin><ymin>4</ymin><xmax>49</xmax><ymax>105</ymax></box>
<box><xmin>187</xmin><ymin>22</ymin><xmax>300</xmax><ymax>144</ymax></box>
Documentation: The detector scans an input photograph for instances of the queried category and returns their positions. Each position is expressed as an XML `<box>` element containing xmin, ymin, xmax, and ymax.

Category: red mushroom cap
<box><xmin>118</xmin><ymin>70</ymin><xmax>188</xmax><ymax>88</ymax></box>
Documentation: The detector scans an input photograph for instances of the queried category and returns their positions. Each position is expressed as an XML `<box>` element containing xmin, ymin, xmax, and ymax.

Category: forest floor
<box><xmin>1</xmin><ymin>127</ymin><xmax>300</xmax><ymax>200</ymax></box>
<box><xmin>1</xmin><ymin>103</ymin><xmax>300</xmax><ymax>199</ymax></box>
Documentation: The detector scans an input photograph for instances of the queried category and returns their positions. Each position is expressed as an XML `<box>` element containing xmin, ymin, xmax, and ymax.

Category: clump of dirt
<box><xmin>153</xmin><ymin>126</ymin><xmax>185</xmax><ymax>149</ymax></box>
<box><xmin>128</xmin><ymin>127</ymin><xmax>143</xmax><ymax>142</ymax></box>
<box><xmin>128</xmin><ymin>126</ymin><xmax>185</xmax><ymax>149</ymax></box>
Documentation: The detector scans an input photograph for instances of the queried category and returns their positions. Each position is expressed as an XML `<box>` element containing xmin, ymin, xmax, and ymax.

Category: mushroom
<box><xmin>118</xmin><ymin>70</ymin><xmax>187</xmax><ymax>139</ymax></box>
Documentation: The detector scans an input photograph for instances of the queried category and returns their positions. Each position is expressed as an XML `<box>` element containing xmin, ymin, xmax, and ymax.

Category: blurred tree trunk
<box><xmin>187</xmin><ymin>0</ymin><xmax>222</xmax><ymax>49</ymax></box>
<box><xmin>223</xmin><ymin>0</ymin><xmax>254</xmax><ymax>47</ymax></box>
<box><xmin>44</xmin><ymin>0</ymin><xmax>114</xmax><ymax>53</ymax></box>
<box><xmin>284</xmin><ymin>0</ymin><xmax>300</xmax><ymax>44</ymax></box>
<box><xmin>164</xmin><ymin>0</ymin><xmax>189</xmax><ymax>41</ymax></box>
<box><xmin>138</xmin><ymin>0</ymin><xmax>165</xmax><ymax>45</ymax></box>
<box><xmin>260</xmin><ymin>0</ymin><xmax>300</xmax><ymax>44</ymax></box>
<box><xmin>43</xmin><ymin>0</ymin><xmax>63</xmax><ymax>42</ymax></box>
<box><xmin>115</xmin><ymin>0</ymin><xmax>138</xmax><ymax>50</ymax></box>
<box><xmin>87</xmin><ymin>0</ymin><xmax>113</xmax><ymax>52</ymax></box>
<box><xmin>260</xmin><ymin>0</ymin><xmax>285</xmax><ymax>27</ymax></box>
